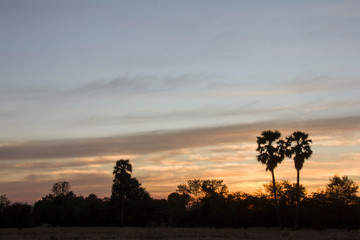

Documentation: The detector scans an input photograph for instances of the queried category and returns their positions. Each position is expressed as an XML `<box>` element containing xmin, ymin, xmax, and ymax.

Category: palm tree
<box><xmin>286</xmin><ymin>131</ymin><xmax>312</xmax><ymax>230</ymax></box>
<box><xmin>256</xmin><ymin>130</ymin><xmax>285</xmax><ymax>229</ymax></box>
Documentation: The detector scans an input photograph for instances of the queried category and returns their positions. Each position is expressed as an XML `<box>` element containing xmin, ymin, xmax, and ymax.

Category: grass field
<box><xmin>0</xmin><ymin>227</ymin><xmax>359</xmax><ymax>240</ymax></box>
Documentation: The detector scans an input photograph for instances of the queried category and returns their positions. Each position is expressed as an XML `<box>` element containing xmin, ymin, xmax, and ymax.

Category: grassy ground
<box><xmin>0</xmin><ymin>227</ymin><xmax>359</xmax><ymax>240</ymax></box>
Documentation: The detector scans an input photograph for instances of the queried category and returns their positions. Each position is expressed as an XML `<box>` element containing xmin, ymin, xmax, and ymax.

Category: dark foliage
<box><xmin>110</xmin><ymin>159</ymin><xmax>151</xmax><ymax>226</ymax></box>
<box><xmin>1</xmin><ymin>169</ymin><xmax>359</xmax><ymax>229</ymax></box>
<box><xmin>1</xmin><ymin>201</ymin><xmax>32</xmax><ymax>228</ymax></box>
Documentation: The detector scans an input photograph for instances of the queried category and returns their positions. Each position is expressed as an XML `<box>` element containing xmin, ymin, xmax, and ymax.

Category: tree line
<box><xmin>0</xmin><ymin>130</ymin><xmax>359</xmax><ymax>229</ymax></box>
<box><xmin>1</xmin><ymin>166</ymin><xmax>359</xmax><ymax>229</ymax></box>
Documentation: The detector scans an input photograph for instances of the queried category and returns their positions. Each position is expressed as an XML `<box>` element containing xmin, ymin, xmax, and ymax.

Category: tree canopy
<box><xmin>176</xmin><ymin>179</ymin><xmax>228</xmax><ymax>208</ymax></box>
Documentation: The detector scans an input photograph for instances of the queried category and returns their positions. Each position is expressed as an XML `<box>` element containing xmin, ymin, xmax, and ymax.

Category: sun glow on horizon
<box><xmin>1</xmin><ymin>1</ymin><xmax>360</xmax><ymax>204</ymax></box>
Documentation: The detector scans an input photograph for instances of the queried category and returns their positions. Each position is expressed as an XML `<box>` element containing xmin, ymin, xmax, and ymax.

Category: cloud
<box><xmin>202</xmin><ymin>75</ymin><xmax>360</xmax><ymax>99</ymax></box>
<box><xmin>1</xmin><ymin>115</ymin><xmax>360</xmax><ymax>161</ymax></box>
<box><xmin>5</xmin><ymin>73</ymin><xmax>355</xmax><ymax>105</ymax></box>
<box><xmin>282</xmin><ymin>75</ymin><xmax>359</xmax><ymax>93</ymax></box>
<box><xmin>2</xmin><ymin>114</ymin><xmax>360</xmax><ymax>202</ymax></box>
<box><xmin>73</xmin><ymin>73</ymin><xmax>220</xmax><ymax>96</ymax></box>
<box><xmin>0</xmin><ymin>172</ymin><xmax>113</xmax><ymax>204</ymax></box>
<box><xmin>76</xmin><ymin>101</ymin><xmax>274</xmax><ymax>126</ymax></box>
<box><xmin>1</xmin><ymin>114</ymin><xmax>360</xmax><ymax>203</ymax></box>
<box><xmin>0</xmin><ymin>156</ymin><xmax>126</xmax><ymax>171</ymax></box>
<box><xmin>81</xmin><ymin>99</ymin><xmax>360</xmax><ymax>129</ymax></box>
<box><xmin>0</xmin><ymin>73</ymin><xmax>222</xmax><ymax>103</ymax></box>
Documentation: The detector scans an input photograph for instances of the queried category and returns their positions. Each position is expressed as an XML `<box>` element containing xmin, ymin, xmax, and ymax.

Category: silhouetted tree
<box><xmin>33</xmin><ymin>185</ymin><xmax>80</xmax><ymax>227</ymax></box>
<box><xmin>2</xmin><ymin>202</ymin><xmax>32</xmax><ymax>228</ymax></box>
<box><xmin>168</xmin><ymin>192</ymin><xmax>191</xmax><ymax>207</ymax></box>
<box><xmin>316</xmin><ymin>175</ymin><xmax>359</xmax><ymax>205</ymax></box>
<box><xmin>0</xmin><ymin>195</ymin><xmax>10</xmax><ymax>227</ymax></box>
<box><xmin>2</xmin><ymin>174</ymin><xmax>360</xmax><ymax>229</ymax></box>
<box><xmin>0</xmin><ymin>195</ymin><xmax>10</xmax><ymax>210</ymax></box>
<box><xmin>263</xmin><ymin>180</ymin><xmax>307</xmax><ymax>227</ymax></box>
<box><xmin>165</xmin><ymin>192</ymin><xmax>190</xmax><ymax>226</ymax></box>
<box><xmin>51</xmin><ymin>181</ymin><xmax>71</xmax><ymax>197</ymax></box>
<box><xmin>256</xmin><ymin>130</ymin><xmax>285</xmax><ymax>228</ymax></box>
<box><xmin>263</xmin><ymin>180</ymin><xmax>306</xmax><ymax>207</ymax></box>
<box><xmin>111</xmin><ymin>159</ymin><xmax>150</xmax><ymax>226</ymax></box>
<box><xmin>111</xmin><ymin>159</ymin><xmax>132</xmax><ymax>227</ymax></box>
<box><xmin>286</xmin><ymin>131</ymin><xmax>312</xmax><ymax>230</ymax></box>
<box><xmin>170</xmin><ymin>179</ymin><xmax>230</xmax><ymax>227</ymax></box>
<box><xmin>305</xmin><ymin>175</ymin><xmax>360</xmax><ymax>229</ymax></box>
<box><xmin>176</xmin><ymin>179</ymin><xmax>228</xmax><ymax>208</ymax></box>
<box><xmin>82</xmin><ymin>194</ymin><xmax>108</xmax><ymax>226</ymax></box>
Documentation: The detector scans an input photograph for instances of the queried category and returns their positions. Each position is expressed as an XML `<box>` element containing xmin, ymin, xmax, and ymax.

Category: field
<box><xmin>0</xmin><ymin>227</ymin><xmax>359</xmax><ymax>240</ymax></box>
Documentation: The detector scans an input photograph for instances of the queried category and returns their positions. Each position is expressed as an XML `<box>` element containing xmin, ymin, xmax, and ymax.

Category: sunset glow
<box><xmin>1</xmin><ymin>1</ymin><xmax>360</xmax><ymax>203</ymax></box>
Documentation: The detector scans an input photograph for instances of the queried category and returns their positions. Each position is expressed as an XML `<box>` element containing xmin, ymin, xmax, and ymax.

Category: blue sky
<box><xmin>1</xmin><ymin>0</ymin><xmax>360</xmax><ymax>203</ymax></box>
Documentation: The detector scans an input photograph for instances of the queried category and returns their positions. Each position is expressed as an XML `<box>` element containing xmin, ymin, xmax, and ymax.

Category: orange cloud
<box><xmin>1</xmin><ymin>115</ymin><xmax>360</xmax><ymax>203</ymax></box>
<box><xmin>0</xmin><ymin>115</ymin><xmax>359</xmax><ymax>161</ymax></box>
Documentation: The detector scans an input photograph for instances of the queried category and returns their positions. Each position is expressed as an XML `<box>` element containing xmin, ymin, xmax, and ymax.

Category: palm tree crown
<box><xmin>256</xmin><ymin>130</ymin><xmax>285</xmax><ymax>171</ymax></box>
<box><xmin>286</xmin><ymin>131</ymin><xmax>313</xmax><ymax>171</ymax></box>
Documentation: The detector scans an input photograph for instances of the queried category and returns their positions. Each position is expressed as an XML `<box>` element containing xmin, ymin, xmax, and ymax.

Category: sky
<box><xmin>1</xmin><ymin>0</ymin><xmax>360</xmax><ymax>204</ymax></box>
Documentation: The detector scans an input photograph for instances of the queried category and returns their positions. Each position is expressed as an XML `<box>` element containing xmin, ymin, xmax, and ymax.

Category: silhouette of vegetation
<box><xmin>256</xmin><ymin>130</ymin><xmax>285</xmax><ymax>228</ymax></box>
<box><xmin>110</xmin><ymin>159</ymin><xmax>150</xmax><ymax>226</ymax></box>
<box><xmin>175</xmin><ymin>179</ymin><xmax>228</xmax><ymax>208</ymax></box>
<box><xmin>0</xmin><ymin>195</ymin><xmax>32</xmax><ymax>228</ymax></box>
<box><xmin>303</xmin><ymin>175</ymin><xmax>360</xmax><ymax>229</ymax></box>
<box><xmin>324</xmin><ymin>175</ymin><xmax>359</xmax><ymax>205</ymax></box>
<box><xmin>0</xmin><ymin>158</ymin><xmax>359</xmax><ymax>229</ymax></box>
<box><xmin>111</xmin><ymin>159</ymin><xmax>131</xmax><ymax>227</ymax></box>
<box><xmin>262</xmin><ymin>180</ymin><xmax>306</xmax><ymax>227</ymax></box>
<box><xmin>285</xmin><ymin>131</ymin><xmax>312</xmax><ymax>230</ymax></box>
<box><xmin>263</xmin><ymin>180</ymin><xmax>306</xmax><ymax>207</ymax></box>
<box><xmin>51</xmin><ymin>181</ymin><xmax>71</xmax><ymax>197</ymax></box>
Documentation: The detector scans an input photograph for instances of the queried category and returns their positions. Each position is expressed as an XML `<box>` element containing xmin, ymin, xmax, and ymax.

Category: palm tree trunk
<box><xmin>294</xmin><ymin>169</ymin><xmax>300</xmax><ymax>230</ymax></box>
<box><xmin>271</xmin><ymin>170</ymin><xmax>283</xmax><ymax>229</ymax></box>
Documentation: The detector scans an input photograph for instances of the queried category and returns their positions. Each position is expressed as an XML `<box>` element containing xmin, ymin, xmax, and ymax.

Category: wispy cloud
<box><xmin>2</xmin><ymin>115</ymin><xmax>360</xmax><ymax>202</ymax></box>
<box><xmin>0</xmin><ymin>73</ymin><xmax>221</xmax><ymax>102</ymax></box>
<box><xmin>202</xmin><ymin>75</ymin><xmax>360</xmax><ymax>98</ymax></box>
<box><xmin>1</xmin><ymin>115</ymin><xmax>360</xmax><ymax>161</ymax></box>
<box><xmin>282</xmin><ymin>75</ymin><xmax>360</xmax><ymax>93</ymax></box>
<box><xmin>77</xmin><ymin>99</ymin><xmax>360</xmax><ymax>128</ymax></box>
<box><xmin>2</xmin><ymin>73</ymin><xmax>357</xmax><ymax>104</ymax></box>
<box><xmin>69</xmin><ymin>73</ymin><xmax>224</xmax><ymax>98</ymax></box>
<box><xmin>77</xmin><ymin>102</ymin><xmax>261</xmax><ymax>126</ymax></box>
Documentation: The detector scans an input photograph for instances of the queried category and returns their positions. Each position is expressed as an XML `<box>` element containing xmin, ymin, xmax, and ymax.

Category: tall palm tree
<box><xmin>286</xmin><ymin>131</ymin><xmax>312</xmax><ymax>230</ymax></box>
<box><xmin>256</xmin><ymin>130</ymin><xmax>285</xmax><ymax>229</ymax></box>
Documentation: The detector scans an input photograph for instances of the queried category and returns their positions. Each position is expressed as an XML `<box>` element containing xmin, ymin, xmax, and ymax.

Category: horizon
<box><xmin>1</xmin><ymin>0</ymin><xmax>360</xmax><ymax>204</ymax></box>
